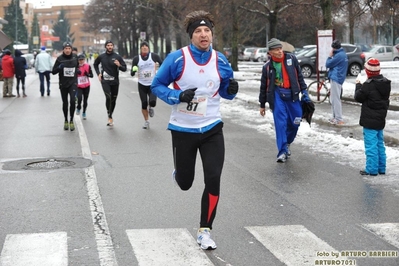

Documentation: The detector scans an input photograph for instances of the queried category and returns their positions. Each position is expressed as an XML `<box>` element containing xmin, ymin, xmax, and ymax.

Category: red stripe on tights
<box><xmin>207</xmin><ymin>193</ymin><xmax>219</xmax><ymax>223</ymax></box>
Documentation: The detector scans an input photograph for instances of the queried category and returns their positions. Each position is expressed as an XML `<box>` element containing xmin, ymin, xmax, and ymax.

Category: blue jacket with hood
<box><xmin>326</xmin><ymin>48</ymin><xmax>348</xmax><ymax>85</ymax></box>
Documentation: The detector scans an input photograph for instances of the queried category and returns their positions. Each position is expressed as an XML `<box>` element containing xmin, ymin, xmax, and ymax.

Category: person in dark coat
<box><xmin>14</xmin><ymin>49</ymin><xmax>27</xmax><ymax>97</ymax></box>
<box><xmin>354</xmin><ymin>58</ymin><xmax>391</xmax><ymax>176</ymax></box>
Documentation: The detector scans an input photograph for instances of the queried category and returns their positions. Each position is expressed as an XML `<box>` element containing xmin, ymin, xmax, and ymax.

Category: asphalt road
<box><xmin>0</xmin><ymin>67</ymin><xmax>398</xmax><ymax>266</ymax></box>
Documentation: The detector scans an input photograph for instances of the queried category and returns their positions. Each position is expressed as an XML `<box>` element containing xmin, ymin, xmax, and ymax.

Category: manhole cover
<box><xmin>27</xmin><ymin>159</ymin><xmax>75</xmax><ymax>169</ymax></box>
<box><xmin>1</xmin><ymin>157</ymin><xmax>92</xmax><ymax>171</ymax></box>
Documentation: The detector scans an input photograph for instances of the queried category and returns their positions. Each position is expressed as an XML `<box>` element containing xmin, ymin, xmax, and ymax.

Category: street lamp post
<box><xmin>390</xmin><ymin>8</ymin><xmax>394</xmax><ymax>46</ymax></box>
<box><xmin>59</xmin><ymin>19</ymin><xmax>70</xmax><ymax>43</ymax></box>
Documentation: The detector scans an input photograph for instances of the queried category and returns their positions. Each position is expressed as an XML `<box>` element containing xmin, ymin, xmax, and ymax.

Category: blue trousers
<box><xmin>39</xmin><ymin>71</ymin><xmax>51</xmax><ymax>96</ymax></box>
<box><xmin>363</xmin><ymin>128</ymin><xmax>386</xmax><ymax>174</ymax></box>
<box><xmin>272</xmin><ymin>90</ymin><xmax>302</xmax><ymax>157</ymax></box>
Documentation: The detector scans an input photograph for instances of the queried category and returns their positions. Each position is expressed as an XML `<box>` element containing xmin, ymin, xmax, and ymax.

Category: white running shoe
<box><xmin>328</xmin><ymin>118</ymin><xmax>337</xmax><ymax>124</ymax></box>
<box><xmin>276</xmin><ymin>153</ymin><xmax>287</xmax><ymax>163</ymax></box>
<box><xmin>149</xmin><ymin>107</ymin><xmax>154</xmax><ymax>117</ymax></box>
<box><xmin>143</xmin><ymin>121</ymin><xmax>150</xmax><ymax>129</ymax></box>
<box><xmin>197</xmin><ymin>228</ymin><xmax>217</xmax><ymax>250</ymax></box>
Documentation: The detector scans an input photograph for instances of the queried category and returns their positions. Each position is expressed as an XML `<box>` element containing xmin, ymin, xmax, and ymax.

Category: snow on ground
<box><xmin>220</xmin><ymin>61</ymin><xmax>399</xmax><ymax>194</ymax></box>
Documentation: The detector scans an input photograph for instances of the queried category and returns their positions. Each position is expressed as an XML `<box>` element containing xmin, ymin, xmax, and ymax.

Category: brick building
<box><xmin>0</xmin><ymin>0</ymin><xmax>98</xmax><ymax>53</ymax></box>
<box><xmin>34</xmin><ymin>4</ymin><xmax>96</xmax><ymax>53</ymax></box>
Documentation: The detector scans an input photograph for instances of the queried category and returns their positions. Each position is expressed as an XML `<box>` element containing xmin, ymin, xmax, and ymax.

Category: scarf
<box><xmin>271</xmin><ymin>54</ymin><xmax>290</xmax><ymax>89</ymax></box>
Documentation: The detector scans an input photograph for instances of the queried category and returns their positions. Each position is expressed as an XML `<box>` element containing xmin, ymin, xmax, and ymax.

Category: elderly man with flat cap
<box><xmin>151</xmin><ymin>10</ymin><xmax>239</xmax><ymax>250</ymax></box>
<box><xmin>93</xmin><ymin>40</ymin><xmax>127</xmax><ymax>126</ymax></box>
<box><xmin>259</xmin><ymin>38</ymin><xmax>310</xmax><ymax>163</ymax></box>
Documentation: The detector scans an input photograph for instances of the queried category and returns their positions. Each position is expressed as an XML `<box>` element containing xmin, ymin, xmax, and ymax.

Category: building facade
<box><xmin>34</xmin><ymin>4</ymin><xmax>95</xmax><ymax>53</ymax></box>
<box><xmin>0</xmin><ymin>0</ymin><xmax>96</xmax><ymax>54</ymax></box>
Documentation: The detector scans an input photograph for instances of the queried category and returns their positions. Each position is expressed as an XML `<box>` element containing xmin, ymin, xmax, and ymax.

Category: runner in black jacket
<box><xmin>93</xmin><ymin>40</ymin><xmax>127</xmax><ymax>126</ymax></box>
<box><xmin>52</xmin><ymin>42</ymin><xmax>80</xmax><ymax>131</ymax></box>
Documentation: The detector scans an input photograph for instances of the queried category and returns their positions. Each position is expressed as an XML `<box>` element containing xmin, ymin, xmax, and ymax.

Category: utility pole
<box><xmin>390</xmin><ymin>8</ymin><xmax>394</xmax><ymax>46</ymax></box>
<box><xmin>15</xmin><ymin>0</ymin><xmax>18</xmax><ymax>43</ymax></box>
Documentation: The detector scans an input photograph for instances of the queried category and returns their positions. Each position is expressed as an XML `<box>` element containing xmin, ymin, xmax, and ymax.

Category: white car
<box><xmin>250</xmin><ymin>47</ymin><xmax>268</xmax><ymax>62</ymax></box>
<box><xmin>363</xmin><ymin>45</ymin><xmax>399</xmax><ymax>61</ymax></box>
<box><xmin>242</xmin><ymin>47</ymin><xmax>257</xmax><ymax>61</ymax></box>
<box><xmin>22</xmin><ymin>53</ymin><xmax>35</xmax><ymax>69</ymax></box>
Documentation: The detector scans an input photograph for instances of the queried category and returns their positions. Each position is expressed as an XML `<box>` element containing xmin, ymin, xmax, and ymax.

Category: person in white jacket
<box><xmin>35</xmin><ymin>46</ymin><xmax>53</xmax><ymax>96</ymax></box>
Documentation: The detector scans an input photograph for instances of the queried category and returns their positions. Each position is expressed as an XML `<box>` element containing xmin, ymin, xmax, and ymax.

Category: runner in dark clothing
<box><xmin>93</xmin><ymin>40</ymin><xmax>127</xmax><ymax>126</ymax></box>
<box><xmin>52</xmin><ymin>42</ymin><xmax>80</xmax><ymax>131</ymax></box>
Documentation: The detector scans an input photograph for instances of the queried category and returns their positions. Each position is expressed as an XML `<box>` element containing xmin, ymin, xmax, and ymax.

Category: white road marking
<box><xmin>126</xmin><ymin>228</ymin><xmax>214</xmax><ymax>266</ymax></box>
<box><xmin>1</xmin><ymin>232</ymin><xmax>67</xmax><ymax>266</ymax></box>
<box><xmin>361</xmin><ymin>222</ymin><xmax>399</xmax><ymax>249</ymax></box>
<box><xmin>75</xmin><ymin>115</ymin><xmax>118</xmax><ymax>265</ymax></box>
<box><xmin>246</xmin><ymin>225</ymin><xmax>346</xmax><ymax>266</ymax></box>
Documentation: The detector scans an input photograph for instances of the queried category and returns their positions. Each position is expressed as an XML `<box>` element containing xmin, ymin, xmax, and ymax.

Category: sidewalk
<box><xmin>234</xmin><ymin>73</ymin><xmax>399</xmax><ymax>147</ymax></box>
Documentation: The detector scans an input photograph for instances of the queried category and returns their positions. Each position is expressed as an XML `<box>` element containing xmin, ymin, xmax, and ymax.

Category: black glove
<box><xmin>76</xmin><ymin>69</ymin><xmax>81</xmax><ymax>75</ymax></box>
<box><xmin>58</xmin><ymin>63</ymin><xmax>64</xmax><ymax>69</ymax></box>
<box><xmin>227</xmin><ymin>78</ymin><xmax>239</xmax><ymax>95</ymax></box>
<box><xmin>179</xmin><ymin>88</ymin><xmax>197</xmax><ymax>103</ymax></box>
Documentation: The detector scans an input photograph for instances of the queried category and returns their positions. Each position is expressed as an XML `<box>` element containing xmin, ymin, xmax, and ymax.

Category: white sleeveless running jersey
<box><xmin>171</xmin><ymin>46</ymin><xmax>221</xmax><ymax>129</ymax></box>
<box><xmin>137</xmin><ymin>53</ymin><xmax>156</xmax><ymax>86</ymax></box>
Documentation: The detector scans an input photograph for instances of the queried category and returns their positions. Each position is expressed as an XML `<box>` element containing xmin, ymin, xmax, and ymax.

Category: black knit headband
<box><xmin>187</xmin><ymin>19</ymin><xmax>213</xmax><ymax>38</ymax></box>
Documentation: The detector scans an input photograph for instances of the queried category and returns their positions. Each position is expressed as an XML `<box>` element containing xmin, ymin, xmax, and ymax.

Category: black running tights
<box><xmin>77</xmin><ymin>87</ymin><xmax>90</xmax><ymax>112</ymax></box>
<box><xmin>101</xmin><ymin>82</ymin><xmax>119</xmax><ymax>118</ymax></box>
<box><xmin>171</xmin><ymin>122</ymin><xmax>225</xmax><ymax>229</ymax></box>
<box><xmin>60</xmin><ymin>84</ymin><xmax>77</xmax><ymax>122</ymax></box>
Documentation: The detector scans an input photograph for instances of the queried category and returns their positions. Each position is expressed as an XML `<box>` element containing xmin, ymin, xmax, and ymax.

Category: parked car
<box><xmin>223</xmin><ymin>48</ymin><xmax>231</xmax><ymax>61</ymax></box>
<box><xmin>362</xmin><ymin>45</ymin><xmax>399</xmax><ymax>62</ymax></box>
<box><xmin>241</xmin><ymin>47</ymin><xmax>257</xmax><ymax>61</ymax></box>
<box><xmin>355</xmin><ymin>43</ymin><xmax>372</xmax><ymax>52</ymax></box>
<box><xmin>250</xmin><ymin>47</ymin><xmax>268</xmax><ymax>62</ymax></box>
<box><xmin>295</xmin><ymin>45</ymin><xmax>316</xmax><ymax>57</ymax></box>
<box><xmin>297</xmin><ymin>43</ymin><xmax>364</xmax><ymax>78</ymax></box>
<box><xmin>297</xmin><ymin>48</ymin><xmax>317</xmax><ymax>78</ymax></box>
<box><xmin>341</xmin><ymin>43</ymin><xmax>365</xmax><ymax>76</ymax></box>
<box><xmin>22</xmin><ymin>53</ymin><xmax>35</xmax><ymax>69</ymax></box>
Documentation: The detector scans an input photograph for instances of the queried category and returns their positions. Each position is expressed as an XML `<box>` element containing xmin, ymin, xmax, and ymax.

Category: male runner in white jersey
<box><xmin>151</xmin><ymin>10</ymin><xmax>239</xmax><ymax>250</ymax></box>
<box><xmin>131</xmin><ymin>41</ymin><xmax>163</xmax><ymax>129</ymax></box>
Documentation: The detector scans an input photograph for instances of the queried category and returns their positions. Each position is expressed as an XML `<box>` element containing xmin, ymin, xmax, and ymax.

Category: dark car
<box><xmin>297</xmin><ymin>48</ymin><xmax>317</xmax><ymax>78</ymax></box>
<box><xmin>342</xmin><ymin>43</ymin><xmax>365</xmax><ymax>76</ymax></box>
<box><xmin>297</xmin><ymin>44</ymin><xmax>364</xmax><ymax>78</ymax></box>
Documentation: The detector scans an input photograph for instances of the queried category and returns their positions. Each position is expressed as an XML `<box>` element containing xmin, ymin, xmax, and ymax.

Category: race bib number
<box><xmin>78</xmin><ymin>76</ymin><xmax>89</xmax><ymax>85</ymax></box>
<box><xmin>141</xmin><ymin>70</ymin><xmax>152</xmax><ymax>79</ymax></box>
<box><xmin>177</xmin><ymin>96</ymin><xmax>207</xmax><ymax>117</ymax></box>
<box><xmin>63</xmin><ymin>67</ymin><xmax>75</xmax><ymax>77</ymax></box>
<box><xmin>103</xmin><ymin>71</ymin><xmax>115</xmax><ymax>80</ymax></box>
